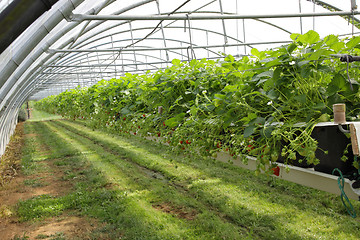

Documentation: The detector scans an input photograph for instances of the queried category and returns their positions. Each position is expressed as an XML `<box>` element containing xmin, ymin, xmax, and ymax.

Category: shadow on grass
<box><xmin>49</xmin><ymin>120</ymin><xmax>353</xmax><ymax>240</ymax></box>
<box><xmin>22</xmin><ymin>121</ymin><xmax>244</xmax><ymax>239</ymax></box>
<box><xmin>46</xmin><ymin>121</ymin><xmax>251</xmax><ymax>239</ymax></box>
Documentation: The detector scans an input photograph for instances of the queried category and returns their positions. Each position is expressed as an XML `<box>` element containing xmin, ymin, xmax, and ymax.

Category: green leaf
<box><xmin>273</xmin><ymin>67</ymin><xmax>281</xmax><ymax>82</ymax></box>
<box><xmin>307</xmin><ymin>49</ymin><xmax>332</xmax><ymax>60</ymax></box>
<box><xmin>190</xmin><ymin>105</ymin><xmax>197</xmax><ymax>116</ymax></box>
<box><xmin>300</xmin><ymin>67</ymin><xmax>311</xmax><ymax>78</ymax></box>
<box><xmin>260</xmin><ymin>126</ymin><xmax>275</xmax><ymax>138</ymax></box>
<box><xmin>225</xmin><ymin>55</ymin><xmax>235</xmax><ymax>62</ymax></box>
<box><xmin>299</xmin><ymin>30</ymin><xmax>320</xmax><ymax>45</ymax></box>
<box><xmin>324</xmin><ymin>34</ymin><xmax>339</xmax><ymax>46</ymax></box>
<box><xmin>296</xmin><ymin>60</ymin><xmax>310</xmax><ymax>68</ymax></box>
<box><xmin>346</xmin><ymin>36</ymin><xmax>360</xmax><ymax>49</ymax></box>
<box><xmin>164</xmin><ymin>118</ymin><xmax>179</xmax><ymax>128</ymax></box>
<box><xmin>253</xmin><ymin>70</ymin><xmax>273</xmax><ymax>83</ymax></box>
<box><xmin>331</xmin><ymin>73</ymin><xmax>347</xmax><ymax>90</ymax></box>
<box><xmin>264</xmin><ymin>58</ymin><xmax>281</xmax><ymax>68</ymax></box>
<box><xmin>290</xmin><ymin>33</ymin><xmax>300</xmax><ymax>41</ymax></box>
<box><xmin>165</xmin><ymin>113</ymin><xmax>186</xmax><ymax>128</ymax></box>
<box><xmin>251</xmin><ymin>48</ymin><xmax>260</xmax><ymax>58</ymax></box>
<box><xmin>252</xmin><ymin>117</ymin><xmax>266</xmax><ymax>126</ymax></box>
<box><xmin>205</xmin><ymin>104</ymin><xmax>216</xmax><ymax>111</ymax></box>
<box><xmin>294</xmin><ymin>94</ymin><xmax>307</xmax><ymax>104</ymax></box>
<box><xmin>314</xmin><ymin>102</ymin><xmax>326</xmax><ymax>110</ymax></box>
<box><xmin>171</xmin><ymin>59</ymin><xmax>181</xmax><ymax>66</ymax></box>
<box><xmin>266</xmin><ymin>89</ymin><xmax>278</xmax><ymax>100</ymax></box>
<box><xmin>244</xmin><ymin>125</ymin><xmax>256</xmax><ymax>138</ymax></box>
<box><xmin>326</xmin><ymin>84</ymin><xmax>339</xmax><ymax>96</ymax></box>
<box><xmin>263</xmin><ymin>78</ymin><xmax>275</xmax><ymax>92</ymax></box>
<box><xmin>287</xmin><ymin>43</ymin><xmax>297</xmax><ymax>54</ymax></box>
<box><xmin>223</xmin><ymin>85</ymin><xmax>238</xmax><ymax>92</ymax></box>
<box><xmin>214</xmin><ymin>93</ymin><xmax>226</xmax><ymax>100</ymax></box>
<box><xmin>120</xmin><ymin>107</ymin><xmax>130</xmax><ymax>115</ymax></box>
<box><xmin>189</xmin><ymin>59</ymin><xmax>198</xmax><ymax>67</ymax></box>
<box><xmin>241</xmin><ymin>113</ymin><xmax>257</xmax><ymax>124</ymax></box>
<box><xmin>329</xmin><ymin>42</ymin><xmax>345</xmax><ymax>52</ymax></box>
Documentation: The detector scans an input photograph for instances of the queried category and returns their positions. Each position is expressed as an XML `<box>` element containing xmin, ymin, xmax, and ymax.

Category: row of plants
<box><xmin>35</xmin><ymin>30</ymin><xmax>360</xmax><ymax>174</ymax></box>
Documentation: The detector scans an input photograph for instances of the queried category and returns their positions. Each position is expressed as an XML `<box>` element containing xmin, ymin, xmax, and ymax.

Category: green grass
<box><xmin>27</xmin><ymin>109</ymin><xmax>62</xmax><ymax>122</ymax></box>
<box><xmin>23</xmin><ymin>178</ymin><xmax>46</xmax><ymax>187</ymax></box>
<box><xmin>26</xmin><ymin>101</ymin><xmax>62</xmax><ymax>122</ymax></box>
<box><xmin>16</xmin><ymin>119</ymin><xmax>360</xmax><ymax>239</ymax></box>
<box><xmin>12</xmin><ymin>233</ymin><xmax>30</xmax><ymax>240</ymax></box>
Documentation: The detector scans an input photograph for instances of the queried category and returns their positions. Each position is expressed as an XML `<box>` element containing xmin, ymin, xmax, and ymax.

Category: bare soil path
<box><xmin>0</xmin><ymin>123</ymin><xmax>99</xmax><ymax>240</ymax></box>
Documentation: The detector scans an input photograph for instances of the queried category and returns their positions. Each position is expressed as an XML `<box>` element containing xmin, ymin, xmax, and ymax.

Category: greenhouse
<box><xmin>1</xmin><ymin>0</ymin><xmax>360</xmax><ymax>239</ymax></box>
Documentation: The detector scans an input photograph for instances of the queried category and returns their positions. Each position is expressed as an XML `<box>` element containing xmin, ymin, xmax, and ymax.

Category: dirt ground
<box><xmin>0</xmin><ymin>123</ymin><xmax>100</xmax><ymax>240</ymax></box>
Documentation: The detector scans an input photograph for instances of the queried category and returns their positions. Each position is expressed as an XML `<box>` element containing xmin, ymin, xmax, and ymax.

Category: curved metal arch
<box><xmin>8</xmin><ymin>47</ymin><xmax>173</xmax><ymax>107</ymax></box>
<box><xmin>2</xmin><ymin>0</ymin><xmax>348</xmax><ymax>115</ymax></box>
<box><xmin>45</xmin><ymin>25</ymin><xmax>248</xmax><ymax>71</ymax></box>
<box><xmin>45</xmin><ymin>37</ymin><xmax>200</xmax><ymax>68</ymax></box>
<box><xmin>45</xmin><ymin>48</ymin><xmax>215</xmax><ymax>79</ymax></box>
<box><xmin>0</xmin><ymin>0</ymin><xmax>119</xmax><ymax>109</ymax></box>
<box><xmin>51</xmin><ymin>24</ymin><xmax>292</xmax><ymax>62</ymax></box>
<box><xmin>0</xmin><ymin>0</ymin><xmax>158</xmax><ymax>106</ymax></box>
<box><xmin>42</xmin><ymin>50</ymin><xmax>181</xmax><ymax>76</ymax></box>
<box><xmin>67</xmin><ymin>24</ymin><xmax>246</xmax><ymax>52</ymax></box>
<box><xmin>65</xmin><ymin>0</ymin><xmax>224</xmax><ymax>50</ymax></box>
<box><xmin>66</xmin><ymin>0</ymin><xmax>157</xmax><ymax>47</ymax></box>
<box><xmin>1</xmin><ymin>0</ymin><xmax>359</xmax><ymax>157</ymax></box>
<box><xmin>11</xmin><ymin>1</ymin><xmax>298</xmax><ymax>110</ymax></box>
<box><xmin>40</xmin><ymin>55</ymin><xmax>169</xmax><ymax>79</ymax></box>
<box><xmin>0</xmin><ymin>0</ymin><xmax>87</xmax><ymax>90</ymax></box>
<box><xmin>47</xmin><ymin>0</ymin><xmax>158</xmax><ymax>67</ymax></box>
<box><xmin>20</xmin><ymin>50</ymin><xmax>173</xmax><ymax>103</ymax></box>
<box><xmin>167</xmin><ymin>10</ymin><xmax>292</xmax><ymax>34</ymax></box>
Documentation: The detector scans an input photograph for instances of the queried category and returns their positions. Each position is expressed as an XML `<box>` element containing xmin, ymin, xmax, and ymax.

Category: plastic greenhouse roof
<box><xmin>0</xmin><ymin>0</ymin><xmax>359</xmax><ymax>154</ymax></box>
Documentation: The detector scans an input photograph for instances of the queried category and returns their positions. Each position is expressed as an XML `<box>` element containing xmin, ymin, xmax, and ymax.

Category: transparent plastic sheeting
<box><xmin>0</xmin><ymin>0</ymin><xmax>359</xmax><ymax>156</ymax></box>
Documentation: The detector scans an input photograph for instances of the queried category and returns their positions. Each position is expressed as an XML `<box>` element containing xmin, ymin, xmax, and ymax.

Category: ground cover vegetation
<box><xmin>35</xmin><ymin>30</ymin><xmax>360</xmax><ymax>174</ymax></box>
<box><xmin>3</xmin><ymin>112</ymin><xmax>360</xmax><ymax>239</ymax></box>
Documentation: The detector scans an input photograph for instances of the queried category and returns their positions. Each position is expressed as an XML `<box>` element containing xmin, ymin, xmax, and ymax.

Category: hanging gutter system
<box><xmin>0</xmin><ymin>0</ymin><xmax>59</xmax><ymax>54</ymax></box>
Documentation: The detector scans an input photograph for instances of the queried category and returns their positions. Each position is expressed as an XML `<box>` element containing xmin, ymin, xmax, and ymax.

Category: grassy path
<box><xmin>22</xmin><ymin>119</ymin><xmax>359</xmax><ymax>240</ymax></box>
<box><xmin>44</xmin><ymin>120</ymin><xmax>249</xmax><ymax>239</ymax></box>
<box><xmin>8</xmin><ymin>118</ymin><xmax>360</xmax><ymax>239</ymax></box>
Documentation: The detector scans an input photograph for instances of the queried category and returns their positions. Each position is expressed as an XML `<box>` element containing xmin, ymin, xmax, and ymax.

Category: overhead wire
<box><xmin>96</xmin><ymin>0</ymin><xmax>193</xmax><ymax>77</ymax></box>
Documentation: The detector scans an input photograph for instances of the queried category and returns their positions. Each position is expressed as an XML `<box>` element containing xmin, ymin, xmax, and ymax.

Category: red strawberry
<box><xmin>180</xmin><ymin>140</ymin><xmax>183</xmax><ymax>144</ymax></box>
<box><xmin>272</xmin><ymin>166</ymin><xmax>280</xmax><ymax>176</ymax></box>
<box><xmin>186</xmin><ymin>140</ymin><xmax>190</xmax><ymax>144</ymax></box>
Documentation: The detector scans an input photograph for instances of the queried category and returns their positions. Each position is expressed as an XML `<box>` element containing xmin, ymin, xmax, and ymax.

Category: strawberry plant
<box><xmin>35</xmin><ymin>30</ymin><xmax>360</xmax><ymax>173</ymax></box>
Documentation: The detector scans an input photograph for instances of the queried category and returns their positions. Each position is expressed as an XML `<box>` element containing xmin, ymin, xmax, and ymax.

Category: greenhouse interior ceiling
<box><xmin>0</xmin><ymin>0</ymin><xmax>360</xmax><ymax>155</ymax></box>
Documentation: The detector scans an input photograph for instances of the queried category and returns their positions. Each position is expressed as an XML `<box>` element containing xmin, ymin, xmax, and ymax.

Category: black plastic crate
<box><xmin>311</xmin><ymin>125</ymin><xmax>356</xmax><ymax>175</ymax></box>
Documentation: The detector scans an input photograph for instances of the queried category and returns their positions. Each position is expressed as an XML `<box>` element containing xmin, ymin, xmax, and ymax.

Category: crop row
<box><xmin>35</xmin><ymin>30</ymin><xmax>360</xmax><ymax>173</ymax></box>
